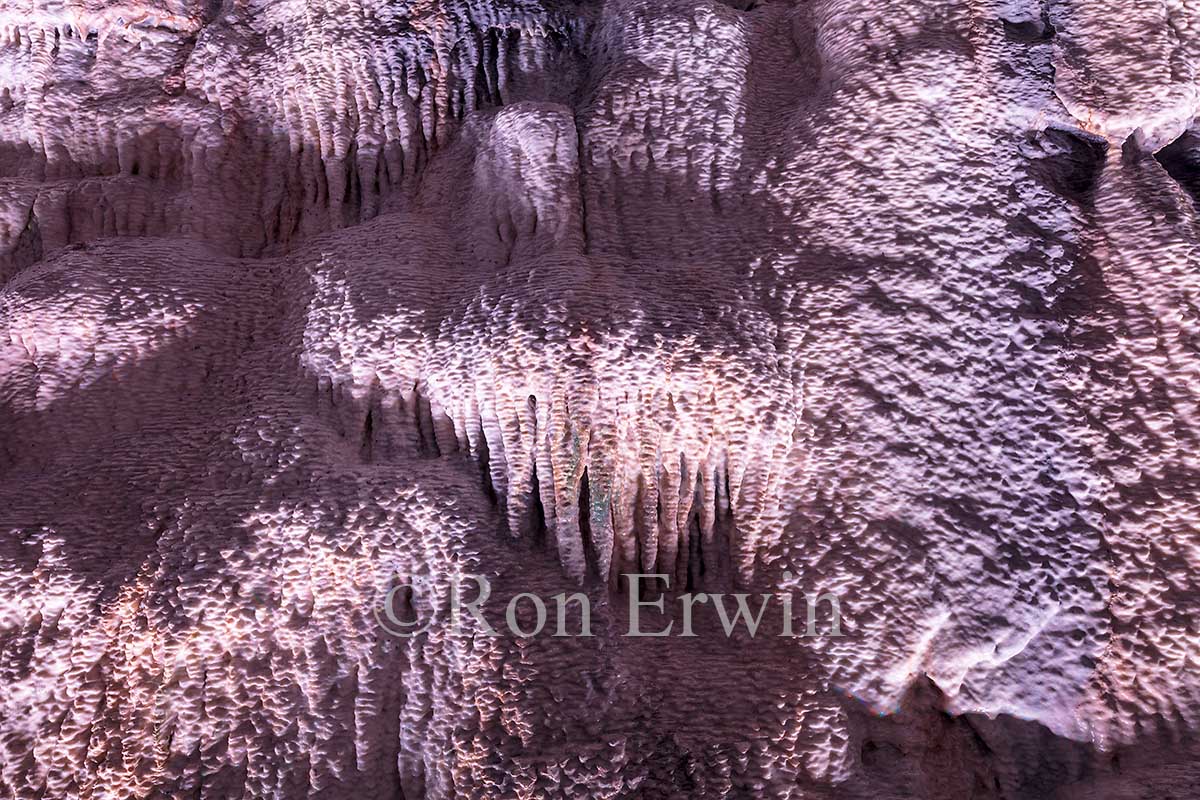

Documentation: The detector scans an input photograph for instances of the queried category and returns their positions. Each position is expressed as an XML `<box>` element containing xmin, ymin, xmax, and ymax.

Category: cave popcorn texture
<box><xmin>0</xmin><ymin>0</ymin><xmax>1198</xmax><ymax>798</ymax></box>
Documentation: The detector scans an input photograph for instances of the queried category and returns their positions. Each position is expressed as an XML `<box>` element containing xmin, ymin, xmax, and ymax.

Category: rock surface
<box><xmin>0</xmin><ymin>0</ymin><xmax>1198</xmax><ymax>797</ymax></box>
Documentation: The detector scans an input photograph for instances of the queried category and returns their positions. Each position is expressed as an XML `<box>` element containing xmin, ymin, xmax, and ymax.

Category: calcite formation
<box><xmin>0</xmin><ymin>0</ymin><xmax>1198</xmax><ymax>797</ymax></box>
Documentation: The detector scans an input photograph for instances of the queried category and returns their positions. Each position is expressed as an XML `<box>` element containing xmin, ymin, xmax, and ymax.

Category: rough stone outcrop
<box><xmin>0</xmin><ymin>0</ymin><xmax>1197</xmax><ymax>797</ymax></box>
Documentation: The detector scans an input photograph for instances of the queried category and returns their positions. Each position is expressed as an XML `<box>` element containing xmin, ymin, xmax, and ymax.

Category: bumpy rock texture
<box><xmin>1</xmin><ymin>0</ymin><xmax>1198</xmax><ymax>797</ymax></box>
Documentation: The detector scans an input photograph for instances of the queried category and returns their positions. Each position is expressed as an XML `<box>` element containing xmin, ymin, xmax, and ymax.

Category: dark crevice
<box><xmin>578</xmin><ymin>468</ymin><xmax>599</xmax><ymax>577</ymax></box>
<box><xmin>0</xmin><ymin>206</ymin><xmax>42</xmax><ymax>285</ymax></box>
<box><xmin>685</xmin><ymin>507</ymin><xmax>704</xmax><ymax>592</ymax></box>
<box><xmin>714</xmin><ymin>465</ymin><xmax>737</xmax><ymax>591</ymax></box>
<box><xmin>343</xmin><ymin>139</ymin><xmax>360</xmax><ymax>225</ymax></box>
<box><xmin>412</xmin><ymin>387</ymin><xmax>440</xmax><ymax>457</ymax></box>
<box><xmin>485</xmin><ymin>29</ymin><xmax>501</xmax><ymax>104</ymax></box>
<box><xmin>473</xmin><ymin>51</ymin><xmax>492</xmax><ymax>109</ymax></box>
<box><xmin>1155</xmin><ymin>130</ymin><xmax>1200</xmax><ymax>208</ymax></box>
<box><xmin>1002</xmin><ymin>12</ymin><xmax>1056</xmax><ymax>42</ymax></box>
<box><xmin>631</xmin><ymin>473</ymin><xmax>648</xmax><ymax>574</ymax></box>
<box><xmin>477</xmin><ymin>420</ymin><xmax>498</xmax><ymax>506</ymax></box>
<box><xmin>1026</xmin><ymin>128</ymin><xmax>1109</xmax><ymax>205</ymax></box>
<box><xmin>847</xmin><ymin>674</ymin><xmax>1198</xmax><ymax>798</ymax></box>
<box><xmin>529</xmin><ymin>462</ymin><xmax>548</xmax><ymax>546</ymax></box>
<box><xmin>359</xmin><ymin>407</ymin><xmax>375</xmax><ymax>462</ymax></box>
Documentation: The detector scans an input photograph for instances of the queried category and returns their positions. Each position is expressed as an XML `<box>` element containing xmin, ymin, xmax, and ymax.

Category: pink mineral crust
<box><xmin>0</xmin><ymin>0</ymin><xmax>1198</xmax><ymax>797</ymax></box>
